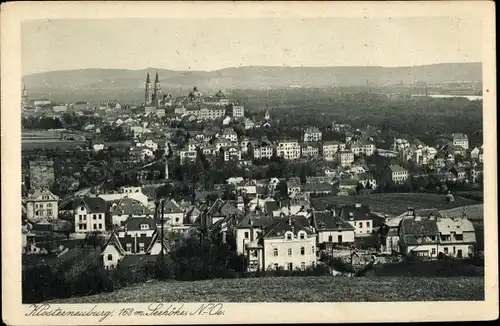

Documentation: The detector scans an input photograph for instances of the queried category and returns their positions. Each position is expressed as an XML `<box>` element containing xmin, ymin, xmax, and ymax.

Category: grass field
<box><xmin>22</xmin><ymin>139</ymin><xmax>87</xmax><ymax>151</ymax></box>
<box><xmin>49</xmin><ymin>276</ymin><xmax>484</xmax><ymax>303</ymax></box>
<box><xmin>311</xmin><ymin>193</ymin><xmax>481</xmax><ymax>216</ymax></box>
<box><xmin>440</xmin><ymin>204</ymin><xmax>484</xmax><ymax>221</ymax></box>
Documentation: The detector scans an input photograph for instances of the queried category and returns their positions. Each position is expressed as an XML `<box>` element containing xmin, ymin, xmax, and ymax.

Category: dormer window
<box><xmin>299</xmin><ymin>232</ymin><xmax>305</xmax><ymax>240</ymax></box>
<box><xmin>140</xmin><ymin>224</ymin><xmax>150</xmax><ymax>230</ymax></box>
<box><xmin>285</xmin><ymin>232</ymin><xmax>293</xmax><ymax>240</ymax></box>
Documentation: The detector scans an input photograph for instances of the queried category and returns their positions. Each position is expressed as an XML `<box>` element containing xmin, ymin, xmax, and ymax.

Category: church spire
<box><xmin>145</xmin><ymin>72</ymin><xmax>153</xmax><ymax>106</ymax></box>
<box><xmin>155</xmin><ymin>71</ymin><xmax>159</xmax><ymax>84</ymax></box>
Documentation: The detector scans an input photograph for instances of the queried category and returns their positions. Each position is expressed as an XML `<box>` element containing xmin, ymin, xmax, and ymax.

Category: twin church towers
<box><xmin>144</xmin><ymin>71</ymin><xmax>171</xmax><ymax>107</ymax></box>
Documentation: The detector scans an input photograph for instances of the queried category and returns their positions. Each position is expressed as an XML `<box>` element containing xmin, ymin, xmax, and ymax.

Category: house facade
<box><xmin>452</xmin><ymin>133</ymin><xmax>469</xmax><ymax>150</ymax></box>
<box><xmin>340</xmin><ymin>203</ymin><xmax>375</xmax><ymax>236</ymax></box>
<box><xmin>303</xmin><ymin>127</ymin><xmax>322</xmax><ymax>142</ymax></box>
<box><xmin>101</xmin><ymin>218</ymin><xmax>167</xmax><ymax>269</ymax></box>
<box><xmin>312</xmin><ymin>210</ymin><xmax>356</xmax><ymax>250</ymax></box>
<box><xmin>277</xmin><ymin>140</ymin><xmax>301</xmax><ymax>160</ymax></box>
<box><xmin>74</xmin><ymin>197</ymin><xmax>107</xmax><ymax>233</ymax></box>
<box><xmin>25</xmin><ymin>189</ymin><xmax>59</xmax><ymax>221</ymax></box>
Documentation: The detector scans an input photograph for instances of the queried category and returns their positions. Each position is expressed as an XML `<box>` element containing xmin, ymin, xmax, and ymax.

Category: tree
<box><xmin>276</xmin><ymin>181</ymin><xmax>288</xmax><ymax>200</ymax></box>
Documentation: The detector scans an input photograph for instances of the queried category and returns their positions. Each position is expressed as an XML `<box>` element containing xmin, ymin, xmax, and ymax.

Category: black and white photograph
<box><xmin>2</xmin><ymin>1</ymin><xmax>497</xmax><ymax>324</ymax></box>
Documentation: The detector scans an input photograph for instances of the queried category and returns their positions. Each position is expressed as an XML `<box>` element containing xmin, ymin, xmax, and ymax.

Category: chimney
<box><xmin>429</xmin><ymin>213</ymin><xmax>436</xmax><ymax>221</ymax></box>
<box><xmin>407</xmin><ymin>207</ymin><xmax>415</xmax><ymax>217</ymax></box>
<box><xmin>355</xmin><ymin>203</ymin><xmax>361</xmax><ymax>208</ymax></box>
<box><xmin>348</xmin><ymin>212</ymin><xmax>354</xmax><ymax>220</ymax></box>
<box><xmin>288</xmin><ymin>217</ymin><xmax>292</xmax><ymax>226</ymax></box>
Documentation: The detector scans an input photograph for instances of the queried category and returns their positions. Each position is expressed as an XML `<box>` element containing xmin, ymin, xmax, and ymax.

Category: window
<box><xmin>455</xmin><ymin>234</ymin><xmax>463</xmax><ymax>241</ymax></box>
<box><xmin>252</xmin><ymin>250</ymin><xmax>258</xmax><ymax>257</ymax></box>
<box><xmin>300</xmin><ymin>247</ymin><xmax>305</xmax><ymax>255</ymax></box>
<box><xmin>47</xmin><ymin>203</ymin><xmax>52</xmax><ymax>208</ymax></box>
<box><xmin>444</xmin><ymin>247</ymin><xmax>449</xmax><ymax>254</ymax></box>
<box><xmin>299</xmin><ymin>232</ymin><xmax>305</xmax><ymax>240</ymax></box>
<box><xmin>79</xmin><ymin>215</ymin><xmax>82</xmax><ymax>221</ymax></box>
<box><xmin>126</xmin><ymin>243</ymin><xmax>132</xmax><ymax>252</ymax></box>
<box><xmin>107</xmin><ymin>254</ymin><xmax>112</xmax><ymax>261</ymax></box>
<box><xmin>175</xmin><ymin>218</ymin><xmax>180</xmax><ymax>223</ymax></box>
<box><xmin>99</xmin><ymin>214</ymin><xmax>103</xmax><ymax>219</ymax></box>
<box><xmin>139</xmin><ymin>243</ymin><xmax>145</xmax><ymax>253</ymax></box>
<box><xmin>453</xmin><ymin>246</ymin><xmax>456</xmax><ymax>254</ymax></box>
<box><xmin>274</xmin><ymin>263</ymin><xmax>279</xmax><ymax>270</ymax></box>
<box><xmin>79</xmin><ymin>224</ymin><xmax>84</xmax><ymax>230</ymax></box>
<box><xmin>288</xmin><ymin>248</ymin><xmax>292</xmax><ymax>256</ymax></box>
<box><xmin>312</xmin><ymin>246</ymin><xmax>315</xmax><ymax>254</ymax></box>
<box><xmin>328</xmin><ymin>235</ymin><xmax>333</xmax><ymax>242</ymax></box>
<box><xmin>286</xmin><ymin>233</ymin><xmax>292</xmax><ymax>240</ymax></box>
<box><xmin>366</xmin><ymin>222</ymin><xmax>370</xmax><ymax>228</ymax></box>
<box><xmin>93</xmin><ymin>214</ymin><xmax>97</xmax><ymax>220</ymax></box>
<box><xmin>359</xmin><ymin>222</ymin><xmax>363</xmax><ymax>228</ymax></box>
<box><xmin>301</xmin><ymin>262</ymin><xmax>306</xmax><ymax>270</ymax></box>
<box><xmin>35</xmin><ymin>211</ymin><xmax>39</xmax><ymax>216</ymax></box>
<box><xmin>244</xmin><ymin>232</ymin><xmax>249</xmax><ymax>239</ymax></box>
<box><xmin>140</xmin><ymin>224</ymin><xmax>149</xmax><ymax>230</ymax></box>
<box><xmin>99</xmin><ymin>224</ymin><xmax>102</xmax><ymax>229</ymax></box>
<box><xmin>93</xmin><ymin>224</ymin><xmax>97</xmax><ymax>230</ymax></box>
<box><xmin>35</xmin><ymin>204</ymin><xmax>39</xmax><ymax>208</ymax></box>
<box><xmin>273</xmin><ymin>248</ymin><xmax>278</xmax><ymax>256</ymax></box>
<box><xmin>81</xmin><ymin>207</ymin><xmax>85</xmax><ymax>211</ymax></box>
<box><xmin>287</xmin><ymin>262</ymin><xmax>293</xmax><ymax>270</ymax></box>
<box><xmin>431</xmin><ymin>248</ymin><xmax>436</xmax><ymax>255</ymax></box>
<box><xmin>47</xmin><ymin>209</ymin><xmax>53</xmax><ymax>216</ymax></box>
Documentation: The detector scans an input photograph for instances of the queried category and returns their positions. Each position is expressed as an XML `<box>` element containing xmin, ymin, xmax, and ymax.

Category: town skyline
<box><xmin>22</xmin><ymin>17</ymin><xmax>482</xmax><ymax>75</ymax></box>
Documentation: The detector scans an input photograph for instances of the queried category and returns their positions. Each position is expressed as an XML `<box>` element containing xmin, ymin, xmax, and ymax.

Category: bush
<box><xmin>325</xmin><ymin>257</ymin><xmax>355</xmax><ymax>274</ymax></box>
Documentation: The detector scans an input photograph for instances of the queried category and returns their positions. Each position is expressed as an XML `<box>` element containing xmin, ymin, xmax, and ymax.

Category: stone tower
<box><xmin>145</xmin><ymin>72</ymin><xmax>153</xmax><ymax>106</ymax></box>
<box><xmin>22</xmin><ymin>85</ymin><xmax>28</xmax><ymax>109</ymax></box>
<box><xmin>154</xmin><ymin>71</ymin><xmax>161</xmax><ymax>107</ymax></box>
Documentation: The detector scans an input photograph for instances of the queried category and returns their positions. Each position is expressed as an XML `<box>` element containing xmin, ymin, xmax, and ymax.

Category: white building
<box><xmin>243</xmin><ymin>217</ymin><xmax>317</xmax><ymax>272</ymax></box>
<box><xmin>337</xmin><ymin>150</ymin><xmax>354</xmax><ymax>167</ymax></box>
<box><xmin>323</xmin><ymin>141</ymin><xmax>340</xmax><ymax>161</ymax></box>
<box><xmin>74</xmin><ymin>197</ymin><xmax>107</xmax><ymax>233</ymax></box>
<box><xmin>303</xmin><ymin>127</ymin><xmax>322</xmax><ymax>142</ymax></box>
<box><xmin>254</xmin><ymin>144</ymin><xmax>274</xmax><ymax>159</ymax></box>
<box><xmin>232</xmin><ymin>105</ymin><xmax>245</xmax><ymax>118</ymax></box>
<box><xmin>452</xmin><ymin>133</ymin><xmax>469</xmax><ymax>150</ymax></box>
<box><xmin>340</xmin><ymin>203</ymin><xmax>375</xmax><ymax>236</ymax></box>
<box><xmin>277</xmin><ymin>140</ymin><xmax>301</xmax><ymax>160</ymax></box>
<box><xmin>101</xmin><ymin>218</ymin><xmax>167</xmax><ymax>269</ymax></box>
<box><xmin>313</xmin><ymin>210</ymin><xmax>356</xmax><ymax>250</ymax></box>
<box><xmin>25</xmin><ymin>188</ymin><xmax>59</xmax><ymax>221</ymax></box>
<box><xmin>386</xmin><ymin>165</ymin><xmax>409</xmax><ymax>184</ymax></box>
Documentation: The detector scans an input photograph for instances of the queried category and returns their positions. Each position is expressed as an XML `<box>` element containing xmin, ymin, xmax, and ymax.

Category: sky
<box><xmin>22</xmin><ymin>17</ymin><xmax>482</xmax><ymax>75</ymax></box>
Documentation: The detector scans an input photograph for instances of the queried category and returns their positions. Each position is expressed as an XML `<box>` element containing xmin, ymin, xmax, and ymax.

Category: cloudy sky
<box><xmin>22</xmin><ymin>17</ymin><xmax>481</xmax><ymax>75</ymax></box>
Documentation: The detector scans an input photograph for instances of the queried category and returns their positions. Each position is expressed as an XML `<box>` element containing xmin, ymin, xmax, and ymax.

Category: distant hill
<box><xmin>23</xmin><ymin>63</ymin><xmax>482</xmax><ymax>92</ymax></box>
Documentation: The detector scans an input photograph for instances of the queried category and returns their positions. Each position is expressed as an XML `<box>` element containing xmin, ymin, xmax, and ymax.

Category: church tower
<box><xmin>154</xmin><ymin>71</ymin><xmax>161</xmax><ymax>107</ymax></box>
<box><xmin>145</xmin><ymin>72</ymin><xmax>153</xmax><ymax>106</ymax></box>
<box><xmin>21</xmin><ymin>85</ymin><xmax>28</xmax><ymax>109</ymax></box>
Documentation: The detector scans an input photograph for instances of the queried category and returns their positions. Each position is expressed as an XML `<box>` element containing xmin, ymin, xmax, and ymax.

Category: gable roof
<box><xmin>27</xmin><ymin>188</ymin><xmax>59</xmax><ymax>201</ymax></box>
<box><xmin>313</xmin><ymin>210</ymin><xmax>355</xmax><ymax>231</ymax></box>
<box><xmin>340</xmin><ymin>204</ymin><xmax>376</xmax><ymax>221</ymax></box>
<box><xmin>75</xmin><ymin>196</ymin><xmax>107</xmax><ymax>213</ymax></box>
<box><xmin>109</xmin><ymin>198</ymin><xmax>152</xmax><ymax>216</ymax></box>
<box><xmin>400</xmin><ymin>218</ymin><xmax>439</xmax><ymax>235</ymax></box>
<box><xmin>101</xmin><ymin>232</ymin><xmax>126</xmax><ymax>255</ymax></box>
<box><xmin>124</xmin><ymin>217</ymin><xmax>157</xmax><ymax>231</ymax></box>
<box><xmin>163</xmin><ymin>200</ymin><xmax>184</xmax><ymax>214</ymax></box>
<box><xmin>263</xmin><ymin>217</ymin><xmax>314</xmax><ymax>238</ymax></box>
